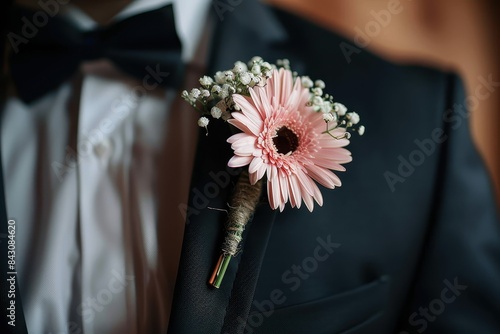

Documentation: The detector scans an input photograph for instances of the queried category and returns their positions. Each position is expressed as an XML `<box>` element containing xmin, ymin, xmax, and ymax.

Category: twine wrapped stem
<box><xmin>209</xmin><ymin>169</ymin><xmax>263</xmax><ymax>288</ymax></box>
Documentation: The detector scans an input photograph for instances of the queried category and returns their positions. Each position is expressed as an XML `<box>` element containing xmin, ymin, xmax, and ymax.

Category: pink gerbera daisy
<box><xmin>227</xmin><ymin>68</ymin><xmax>352</xmax><ymax>212</ymax></box>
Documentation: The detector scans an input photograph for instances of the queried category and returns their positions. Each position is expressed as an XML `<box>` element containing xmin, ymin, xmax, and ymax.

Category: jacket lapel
<box><xmin>168</xmin><ymin>1</ymin><xmax>289</xmax><ymax>333</ymax></box>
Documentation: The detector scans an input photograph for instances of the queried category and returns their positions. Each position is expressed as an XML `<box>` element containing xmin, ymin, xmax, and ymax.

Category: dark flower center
<box><xmin>273</xmin><ymin>127</ymin><xmax>299</xmax><ymax>155</ymax></box>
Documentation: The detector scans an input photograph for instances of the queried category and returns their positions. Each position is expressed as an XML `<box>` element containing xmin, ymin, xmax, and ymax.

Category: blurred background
<box><xmin>269</xmin><ymin>0</ymin><xmax>500</xmax><ymax>207</ymax></box>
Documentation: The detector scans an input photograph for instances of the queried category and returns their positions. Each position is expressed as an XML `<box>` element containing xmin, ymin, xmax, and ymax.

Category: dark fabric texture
<box><xmin>8</xmin><ymin>4</ymin><xmax>183</xmax><ymax>103</ymax></box>
<box><xmin>168</xmin><ymin>1</ymin><xmax>500</xmax><ymax>334</ymax></box>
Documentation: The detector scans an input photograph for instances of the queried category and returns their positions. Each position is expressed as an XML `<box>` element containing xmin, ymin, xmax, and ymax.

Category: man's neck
<box><xmin>265</xmin><ymin>0</ymin><xmax>349</xmax><ymax>33</ymax></box>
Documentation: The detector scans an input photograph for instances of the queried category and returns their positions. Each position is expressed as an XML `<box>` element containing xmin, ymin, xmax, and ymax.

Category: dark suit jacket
<box><xmin>1</xmin><ymin>1</ymin><xmax>499</xmax><ymax>334</ymax></box>
<box><xmin>167</xmin><ymin>1</ymin><xmax>500</xmax><ymax>334</ymax></box>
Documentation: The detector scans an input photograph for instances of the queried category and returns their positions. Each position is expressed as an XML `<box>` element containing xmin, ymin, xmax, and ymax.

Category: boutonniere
<box><xmin>183</xmin><ymin>57</ymin><xmax>364</xmax><ymax>288</ymax></box>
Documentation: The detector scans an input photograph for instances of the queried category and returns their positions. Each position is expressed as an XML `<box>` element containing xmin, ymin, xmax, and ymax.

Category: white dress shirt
<box><xmin>2</xmin><ymin>0</ymin><xmax>210</xmax><ymax>332</ymax></box>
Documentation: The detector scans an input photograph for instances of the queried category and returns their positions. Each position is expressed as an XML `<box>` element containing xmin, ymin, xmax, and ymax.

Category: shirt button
<box><xmin>94</xmin><ymin>138</ymin><xmax>112</xmax><ymax>160</ymax></box>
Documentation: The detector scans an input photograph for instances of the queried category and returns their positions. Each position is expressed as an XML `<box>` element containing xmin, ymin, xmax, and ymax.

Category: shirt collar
<box><xmin>63</xmin><ymin>0</ymin><xmax>211</xmax><ymax>62</ymax></box>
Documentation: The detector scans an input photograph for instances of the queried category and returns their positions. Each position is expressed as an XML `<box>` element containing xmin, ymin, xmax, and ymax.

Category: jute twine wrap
<box><xmin>221</xmin><ymin>169</ymin><xmax>263</xmax><ymax>256</ymax></box>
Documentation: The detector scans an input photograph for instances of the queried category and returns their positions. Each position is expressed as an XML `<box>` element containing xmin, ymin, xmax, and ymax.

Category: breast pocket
<box><xmin>248</xmin><ymin>276</ymin><xmax>390</xmax><ymax>334</ymax></box>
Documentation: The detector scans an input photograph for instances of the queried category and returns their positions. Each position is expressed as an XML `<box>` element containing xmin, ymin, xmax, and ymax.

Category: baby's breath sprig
<box><xmin>183</xmin><ymin>56</ymin><xmax>363</xmax><ymax>138</ymax></box>
<box><xmin>303</xmin><ymin>79</ymin><xmax>364</xmax><ymax>139</ymax></box>
<box><xmin>182</xmin><ymin>56</ymin><xmax>280</xmax><ymax>134</ymax></box>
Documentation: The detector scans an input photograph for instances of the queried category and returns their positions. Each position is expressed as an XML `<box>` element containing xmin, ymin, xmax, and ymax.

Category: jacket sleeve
<box><xmin>398</xmin><ymin>74</ymin><xmax>500</xmax><ymax>333</ymax></box>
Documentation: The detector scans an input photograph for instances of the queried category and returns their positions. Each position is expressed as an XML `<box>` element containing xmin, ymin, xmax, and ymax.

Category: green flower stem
<box><xmin>210</xmin><ymin>254</ymin><xmax>232</xmax><ymax>289</ymax></box>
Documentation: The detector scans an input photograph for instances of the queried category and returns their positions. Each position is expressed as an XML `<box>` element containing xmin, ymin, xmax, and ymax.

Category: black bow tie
<box><xmin>8</xmin><ymin>4</ymin><xmax>184</xmax><ymax>103</ymax></box>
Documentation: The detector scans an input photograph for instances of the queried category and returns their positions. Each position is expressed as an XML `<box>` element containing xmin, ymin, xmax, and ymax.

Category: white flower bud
<box><xmin>301</xmin><ymin>76</ymin><xmax>313</xmax><ymax>88</ymax></box>
<box><xmin>346</xmin><ymin>111</ymin><xmax>360</xmax><ymax>124</ymax></box>
<box><xmin>190</xmin><ymin>88</ymin><xmax>201</xmax><ymax>99</ymax></box>
<box><xmin>220</xmin><ymin>84</ymin><xmax>231</xmax><ymax>99</ymax></box>
<box><xmin>239</xmin><ymin>72</ymin><xmax>252</xmax><ymax>85</ymax></box>
<box><xmin>213</xmin><ymin>100</ymin><xmax>231</xmax><ymax>121</ymax></box>
<box><xmin>211</xmin><ymin>85</ymin><xmax>221</xmax><ymax>94</ymax></box>
<box><xmin>358</xmin><ymin>125</ymin><xmax>365</xmax><ymax>136</ymax></box>
<box><xmin>233</xmin><ymin>61</ymin><xmax>248</xmax><ymax>73</ymax></box>
<box><xmin>261</xmin><ymin>62</ymin><xmax>272</xmax><ymax>70</ymax></box>
<box><xmin>250</xmin><ymin>56</ymin><xmax>263</xmax><ymax>64</ymax></box>
<box><xmin>324</xmin><ymin>110</ymin><xmax>337</xmax><ymax>122</ymax></box>
<box><xmin>321</xmin><ymin>101</ymin><xmax>332</xmax><ymax>113</ymax></box>
<box><xmin>181</xmin><ymin>90</ymin><xmax>189</xmax><ymax>98</ymax></box>
<box><xmin>314</xmin><ymin>80</ymin><xmax>325</xmax><ymax>89</ymax></box>
<box><xmin>198</xmin><ymin>117</ymin><xmax>209</xmax><ymax>127</ymax></box>
<box><xmin>215</xmin><ymin>71</ymin><xmax>226</xmax><ymax>84</ymax></box>
<box><xmin>323</xmin><ymin>112</ymin><xmax>335</xmax><ymax>122</ymax></box>
<box><xmin>312</xmin><ymin>87</ymin><xmax>323</xmax><ymax>96</ymax></box>
<box><xmin>312</xmin><ymin>96</ymin><xmax>323</xmax><ymax>105</ymax></box>
<box><xmin>201</xmin><ymin>89</ymin><xmax>210</xmax><ymax>97</ymax></box>
<box><xmin>333</xmin><ymin>102</ymin><xmax>347</xmax><ymax>116</ymax></box>
<box><xmin>211</xmin><ymin>106</ymin><xmax>222</xmax><ymax>119</ymax></box>
<box><xmin>251</xmin><ymin>64</ymin><xmax>261</xmax><ymax>75</ymax></box>
<box><xmin>199</xmin><ymin>76</ymin><xmax>213</xmax><ymax>86</ymax></box>
<box><xmin>224</xmin><ymin>71</ymin><xmax>235</xmax><ymax>81</ymax></box>
<box><xmin>277</xmin><ymin>58</ymin><xmax>290</xmax><ymax>67</ymax></box>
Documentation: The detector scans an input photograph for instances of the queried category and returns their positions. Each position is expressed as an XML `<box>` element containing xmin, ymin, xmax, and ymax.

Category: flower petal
<box><xmin>318</xmin><ymin>138</ymin><xmax>350</xmax><ymax>148</ymax></box>
<box><xmin>234</xmin><ymin>145</ymin><xmax>257</xmax><ymax>156</ymax></box>
<box><xmin>228</xmin><ymin>118</ymin><xmax>258</xmax><ymax>136</ymax></box>
<box><xmin>271</xmin><ymin>170</ymin><xmax>281</xmax><ymax>209</ymax></box>
<box><xmin>288</xmin><ymin>174</ymin><xmax>302</xmax><ymax>209</ymax></box>
<box><xmin>227</xmin><ymin>132</ymin><xmax>250</xmax><ymax>144</ymax></box>
<box><xmin>285</xmin><ymin>76</ymin><xmax>304</xmax><ymax>110</ymax></box>
<box><xmin>249</xmin><ymin>87</ymin><xmax>272</xmax><ymax>119</ymax></box>
<box><xmin>230</xmin><ymin>136</ymin><xmax>257</xmax><ymax>149</ymax></box>
<box><xmin>312</xmin><ymin>158</ymin><xmax>348</xmax><ymax>171</ymax></box>
<box><xmin>255</xmin><ymin>161</ymin><xmax>267</xmax><ymax>180</ymax></box>
<box><xmin>231</xmin><ymin>112</ymin><xmax>262</xmax><ymax>135</ymax></box>
<box><xmin>278</xmin><ymin>171</ymin><xmax>289</xmax><ymax>206</ymax></box>
<box><xmin>311</xmin><ymin>181</ymin><xmax>323</xmax><ymax>207</ymax></box>
<box><xmin>306</xmin><ymin>165</ymin><xmax>341</xmax><ymax>188</ymax></box>
<box><xmin>302</xmin><ymin>191</ymin><xmax>314</xmax><ymax>212</ymax></box>
<box><xmin>249</xmin><ymin>170</ymin><xmax>259</xmax><ymax>185</ymax></box>
<box><xmin>248</xmin><ymin>157</ymin><xmax>264</xmax><ymax>174</ymax></box>
<box><xmin>280</xmin><ymin>68</ymin><xmax>293</xmax><ymax>105</ymax></box>
<box><xmin>233</xmin><ymin>94</ymin><xmax>260</xmax><ymax>117</ymax></box>
<box><xmin>228</xmin><ymin>155</ymin><xmax>253</xmax><ymax>168</ymax></box>
<box><xmin>296</xmin><ymin>168</ymin><xmax>315</xmax><ymax>197</ymax></box>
